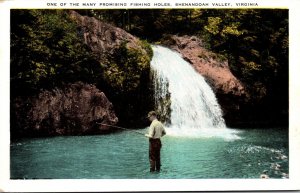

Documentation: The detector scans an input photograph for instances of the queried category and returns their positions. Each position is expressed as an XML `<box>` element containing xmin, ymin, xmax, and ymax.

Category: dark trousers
<box><xmin>149</xmin><ymin>138</ymin><xmax>162</xmax><ymax>172</ymax></box>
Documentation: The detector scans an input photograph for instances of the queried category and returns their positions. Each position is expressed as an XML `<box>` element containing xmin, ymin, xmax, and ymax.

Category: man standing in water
<box><xmin>145</xmin><ymin>111</ymin><xmax>166</xmax><ymax>172</ymax></box>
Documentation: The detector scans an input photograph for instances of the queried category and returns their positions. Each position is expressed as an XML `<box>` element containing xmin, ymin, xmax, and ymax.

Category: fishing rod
<box><xmin>96</xmin><ymin>122</ymin><xmax>145</xmax><ymax>136</ymax></box>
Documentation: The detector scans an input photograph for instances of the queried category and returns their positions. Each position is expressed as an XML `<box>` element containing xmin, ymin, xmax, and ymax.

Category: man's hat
<box><xmin>147</xmin><ymin>111</ymin><xmax>157</xmax><ymax>118</ymax></box>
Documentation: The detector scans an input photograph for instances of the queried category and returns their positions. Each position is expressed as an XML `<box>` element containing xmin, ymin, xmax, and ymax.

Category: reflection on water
<box><xmin>11</xmin><ymin>128</ymin><xmax>288</xmax><ymax>179</ymax></box>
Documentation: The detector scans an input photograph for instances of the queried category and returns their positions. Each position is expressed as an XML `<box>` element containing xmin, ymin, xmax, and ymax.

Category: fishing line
<box><xmin>96</xmin><ymin>122</ymin><xmax>145</xmax><ymax>136</ymax></box>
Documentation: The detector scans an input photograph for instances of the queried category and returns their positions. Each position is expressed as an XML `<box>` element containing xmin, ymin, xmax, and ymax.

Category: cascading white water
<box><xmin>151</xmin><ymin>45</ymin><xmax>240</xmax><ymax>139</ymax></box>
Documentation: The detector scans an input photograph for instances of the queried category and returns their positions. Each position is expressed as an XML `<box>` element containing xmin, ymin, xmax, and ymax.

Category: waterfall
<box><xmin>151</xmin><ymin>45</ymin><xmax>239</xmax><ymax>139</ymax></box>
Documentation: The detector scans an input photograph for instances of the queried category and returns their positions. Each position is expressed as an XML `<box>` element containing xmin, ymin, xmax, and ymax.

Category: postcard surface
<box><xmin>0</xmin><ymin>0</ymin><xmax>300</xmax><ymax>191</ymax></box>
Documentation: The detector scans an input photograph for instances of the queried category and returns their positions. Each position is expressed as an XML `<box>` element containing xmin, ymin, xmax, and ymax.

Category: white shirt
<box><xmin>145</xmin><ymin>119</ymin><xmax>166</xmax><ymax>139</ymax></box>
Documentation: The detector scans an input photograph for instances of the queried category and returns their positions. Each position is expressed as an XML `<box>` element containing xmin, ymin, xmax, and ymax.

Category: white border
<box><xmin>1</xmin><ymin>0</ymin><xmax>300</xmax><ymax>191</ymax></box>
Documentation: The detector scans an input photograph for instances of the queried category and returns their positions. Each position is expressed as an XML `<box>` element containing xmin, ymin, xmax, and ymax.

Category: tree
<box><xmin>11</xmin><ymin>10</ymin><xmax>101</xmax><ymax>96</ymax></box>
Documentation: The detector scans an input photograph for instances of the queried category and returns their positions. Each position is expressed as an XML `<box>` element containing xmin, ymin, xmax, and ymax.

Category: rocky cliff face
<box><xmin>69</xmin><ymin>11</ymin><xmax>154</xmax><ymax>127</ymax></box>
<box><xmin>69</xmin><ymin>11</ymin><xmax>150</xmax><ymax>63</ymax></box>
<box><xmin>11</xmin><ymin>82</ymin><xmax>118</xmax><ymax>138</ymax></box>
<box><xmin>161</xmin><ymin>35</ymin><xmax>248</xmax><ymax>126</ymax></box>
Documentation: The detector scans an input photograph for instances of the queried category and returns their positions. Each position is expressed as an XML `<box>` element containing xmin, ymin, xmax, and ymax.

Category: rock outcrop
<box><xmin>161</xmin><ymin>35</ymin><xmax>248</xmax><ymax>125</ymax></box>
<box><xmin>69</xmin><ymin>11</ymin><xmax>154</xmax><ymax>127</ymax></box>
<box><xmin>162</xmin><ymin>35</ymin><xmax>245</xmax><ymax>95</ymax></box>
<box><xmin>69</xmin><ymin>10</ymin><xmax>151</xmax><ymax>65</ymax></box>
<box><xmin>11</xmin><ymin>82</ymin><xmax>118</xmax><ymax>138</ymax></box>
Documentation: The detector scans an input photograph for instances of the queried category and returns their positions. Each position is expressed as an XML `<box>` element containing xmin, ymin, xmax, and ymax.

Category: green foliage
<box><xmin>11</xmin><ymin>10</ymin><xmax>100</xmax><ymax>95</ymax></box>
<box><xmin>201</xmin><ymin>9</ymin><xmax>288</xmax><ymax>101</ymax></box>
<box><xmin>200</xmin><ymin>9</ymin><xmax>288</xmax><ymax>125</ymax></box>
<box><xmin>99</xmin><ymin>40</ymin><xmax>152</xmax><ymax>94</ymax></box>
<box><xmin>97</xmin><ymin>39</ymin><xmax>154</xmax><ymax>126</ymax></box>
<box><xmin>204</xmin><ymin>17</ymin><xmax>222</xmax><ymax>35</ymax></box>
<box><xmin>80</xmin><ymin>9</ymin><xmax>206</xmax><ymax>40</ymax></box>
